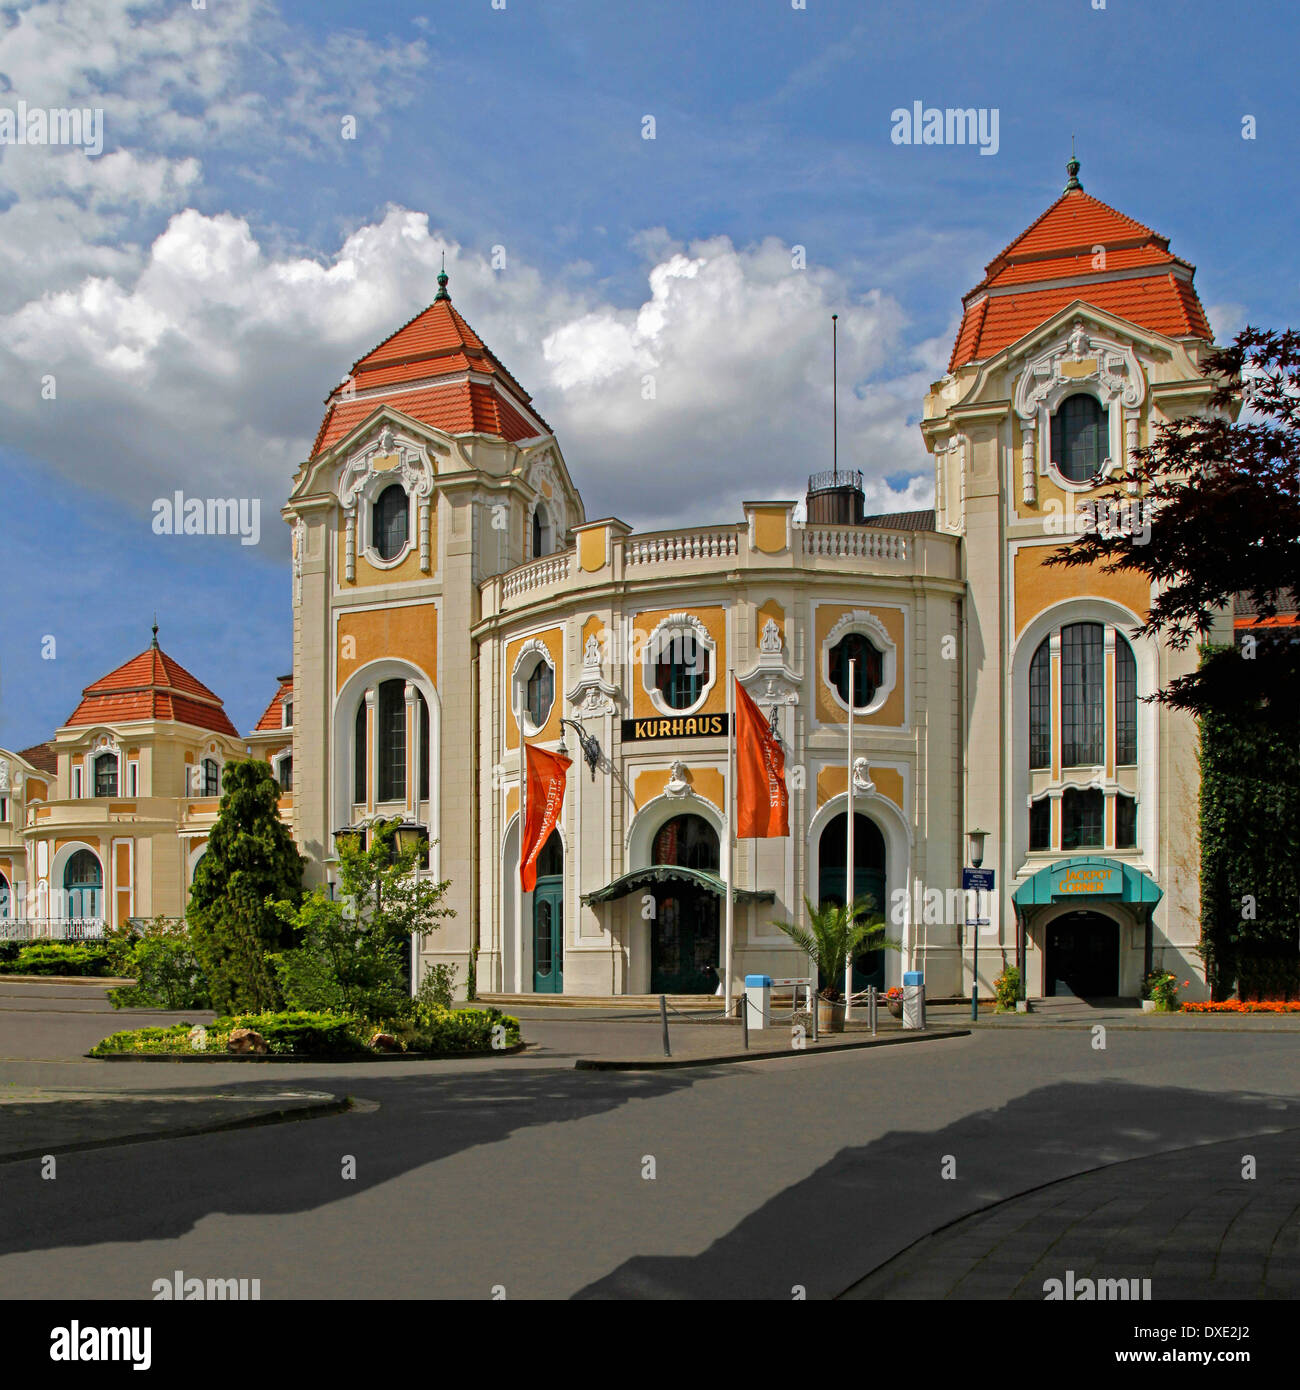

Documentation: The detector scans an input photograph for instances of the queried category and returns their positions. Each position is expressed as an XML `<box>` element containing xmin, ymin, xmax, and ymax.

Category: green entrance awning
<box><xmin>1013</xmin><ymin>856</ymin><xmax>1163</xmax><ymax>909</ymax></box>
<box><xmin>580</xmin><ymin>865</ymin><xmax>776</xmax><ymax>907</ymax></box>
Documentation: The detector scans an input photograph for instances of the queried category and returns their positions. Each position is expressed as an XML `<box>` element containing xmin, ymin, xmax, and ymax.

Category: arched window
<box><xmin>417</xmin><ymin>689</ymin><xmax>430</xmax><ymax>802</ymax></box>
<box><xmin>64</xmin><ymin>849</ymin><xmax>102</xmax><ymax>919</ymax></box>
<box><xmin>525</xmin><ymin>659</ymin><xmax>554</xmax><ymax>730</ymax></box>
<box><xmin>93</xmin><ymin>752</ymin><xmax>118</xmax><ymax>798</ymax></box>
<box><xmin>828</xmin><ymin>632</ymin><xmax>883</xmax><ymax>710</ymax></box>
<box><xmin>1050</xmin><ymin>393</ymin><xmax>1106</xmax><ymax>482</ymax></box>
<box><xmin>652</xmin><ymin>815</ymin><xmax>719</xmax><ymax>873</ymax></box>
<box><xmin>1060</xmin><ymin>622</ymin><xmax>1104</xmax><ymax>766</ymax></box>
<box><xmin>372</xmin><ymin>483</ymin><xmax>409</xmax><ymax>561</ymax></box>
<box><xmin>1028</xmin><ymin>637</ymin><xmax>1051</xmax><ymax>769</ymax></box>
<box><xmin>1115</xmin><ymin>635</ymin><xmax>1137</xmax><ymax>764</ymax></box>
<box><xmin>536</xmin><ymin>830</ymin><xmax>563</xmax><ymax>878</ymax></box>
<box><xmin>201</xmin><ymin>758</ymin><xmax>221</xmax><ymax>797</ymax></box>
<box><xmin>531</xmin><ymin>504</ymin><xmax>546</xmax><ymax>559</ymax></box>
<box><xmin>354</xmin><ymin>701</ymin><xmax>367</xmax><ymax>805</ymax></box>
<box><xmin>277</xmin><ymin>755</ymin><xmax>293</xmax><ymax>793</ymax></box>
<box><xmin>376</xmin><ymin>679</ymin><xmax>407</xmax><ymax>803</ymax></box>
<box><xmin>0</xmin><ymin>871</ymin><xmax>9</xmax><ymax>919</ymax></box>
<box><xmin>651</xmin><ymin>625</ymin><xmax>710</xmax><ymax>711</ymax></box>
<box><xmin>1062</xmin><ymin>788</ymin><xmax>1103</xmax><ymax>850</ymax></box>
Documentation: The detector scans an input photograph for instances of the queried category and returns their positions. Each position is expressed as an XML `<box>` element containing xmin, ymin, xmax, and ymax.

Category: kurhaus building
<box><xmin>277</xmin><ymin>158</ymin><xmax>1224</xmax><ymax>1001</ymax></box>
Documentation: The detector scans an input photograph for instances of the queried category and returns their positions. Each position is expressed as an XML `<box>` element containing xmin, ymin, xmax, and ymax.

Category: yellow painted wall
<box><xmin>578</xmin><ymin>528</ymin><xmax>607</xmax><ymax>573</ymax></box>
<box><xmin>813</xmin><ymin>604</ymin><xmax>906</xmax><ymax>727</ymax></box>
<box><xmin>816</xmin><ymin>764</ymin><xmax>904</xmax><ymax>813</ymax></box>
<box><xmin>506</xmin><ymin>786</ymin><xmax>519</xmax><ymax>822</ymax></box>
<box><xmin>631</xmin><ymin>606</ymin><xmax>726</xmax><ymax>719</ymax></box>
<box><xmin>337</xmin><ymin>603</ymin><xmax>438</xmax><ymax>694</ymax></box>
<box><xmin>756</xmin><ymin>599</ymin><xmax>785</xmax><ymax>647</ymax></box>
<box><xmin>1013</xmin><ymin>544</ymin><xmax>1150</xmax><ymax>638</ymax></box>
<box><xmin>751</xmin><ymin>508</ymin><xmax>788</xmax><ymax>555</ymax></box>
<box><xmin>505</xmin><ymin>627</ymin><xmax>564</xmax><ymax>750</ymax></box>
<box><xmin>633</xmin><ymin>765</ymin><xmax>725</xmax><ymax>810</ymax></box>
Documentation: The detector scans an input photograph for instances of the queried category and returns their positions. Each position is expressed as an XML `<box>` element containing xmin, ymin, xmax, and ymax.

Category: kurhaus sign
<box><xmin>1054</xmin><ymin>864</ymin><xmax>1121</xmax><ymax>897</ymax></box>
<box><xmin>622</xmin><ymin>714</ymin><xmax>730</xmax><ymax>742</ymax></box>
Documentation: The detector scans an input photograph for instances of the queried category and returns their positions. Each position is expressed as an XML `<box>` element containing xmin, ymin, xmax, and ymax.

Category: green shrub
<box><xmin>217</xmin><ymin>1010</ymin><xmax>368</xmax><ymax>1055</ymax></box>
<box><xmin>1146</xmin><ymin>971</ymin><xmax>1180</xmax><ymax>1011</ymax></box>
<box><xmin>2</xmin><ymin>943</ymin><xmax>113</xmax><ymax>976</ymax></box>
<box><xmin>992</xmin><ymin>965</ymin><xmax>1020</xmax><ymax>1013</ymax></box>
<box><xmin>0</xmin><ymin>941</ymin><xmax>21</xmax><ymax>965</ymax></box>
<box><xmin>407</xmin><ymin>1003</ymin><xmax>521</xmax><ymax>1054</ymax></box>
<box><xmin>108</xmin><ymin>918</ymin><xmax>210</xmax><ymax>1010</ymax></box>
<box><xmin>416</xmin><ymin>962</ymin><xmax>457</xmax><ymax>1010</ymax></box>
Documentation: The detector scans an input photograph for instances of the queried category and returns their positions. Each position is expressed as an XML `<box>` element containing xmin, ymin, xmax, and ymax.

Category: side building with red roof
<box><xmin>0</xmin><ymin>628</ymin><xmax>250</xmax><ymax>932</ymax></box>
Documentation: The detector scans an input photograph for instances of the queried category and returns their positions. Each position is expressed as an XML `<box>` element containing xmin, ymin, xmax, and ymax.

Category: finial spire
<box><xmin>1064</xmin><ymin>138</ymin><xmax>1082</xmax><ymax>191</ymax></box>
<box><xmin>434</xmin><ymin>250</ymin><xmax>450</xmax><ymax>301</ymax></box>
<box><xmin>151</xmin><ymin>614</ymin><xmax>159</xmax><ymax>647</ymax></box>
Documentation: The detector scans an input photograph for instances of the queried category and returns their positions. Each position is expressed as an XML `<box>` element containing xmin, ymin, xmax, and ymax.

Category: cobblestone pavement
<box><xmin>842</xmin><ymin>1127</ymin><xmax>1300</xmax><ymax>1299</ymax></box>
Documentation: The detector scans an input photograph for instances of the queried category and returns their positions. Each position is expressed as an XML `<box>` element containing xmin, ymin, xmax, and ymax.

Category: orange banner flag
<box><xmin>735</xmin><ymin>678</ymin><xmax>789</xmax><ymax>838</ymax></box>
<box><xmin>520</xmin><ymin>743</ymin><xmax>571</xmax><ymax>891</ymax></box>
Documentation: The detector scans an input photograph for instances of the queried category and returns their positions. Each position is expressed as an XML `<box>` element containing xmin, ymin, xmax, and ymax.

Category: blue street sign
<box><xmin>962</xmin><ymin>867</ymin><xmax>996</xmax><ymax>892</ymax></box>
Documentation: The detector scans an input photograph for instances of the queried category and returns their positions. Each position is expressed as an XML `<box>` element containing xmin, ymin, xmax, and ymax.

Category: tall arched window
<box><xmin>354</xmin><ymin>701</ymin><xmax>367</xmax><ymax>805</ymax></box>
<box><xmin>1029</xmin><ymin>638</ymin><xmax>1051</xmax><ymax>769</ymax></box>
<box><xmin>417</xmin><ymin>689</ymin><xmax>430</xmax><ymax>802</ymax></box>
<box><xmin>372</xmin><ymin>484</ymin><xmax>409</xmax><ymax>561</ymax></box>
<box><xmin>828</xmin><ymin>632</ymin><xmax>883</xmax><ymax>710</ymax></box>
<box><xmin>531</xmin><ymin>504</ymin><xmax>549</xmax><ymax>559</ymax></box>
<box><xmin>1115</xmin><ymin>635</ymin><xmax>1137</xmax><ymax>764</ymax></box>
<box><xmin>93</xmin><ymin>752</ymin><xmax>118</xmax><ymax>798</ymax></box>
<box><xmin>1060</xmin><ymin>622</ymin><xmax>1104</xmax><ymax>766</ymax></box>
<box><xmin>1050</xmin><ymin>393</ymin><xmax>1106</xmax><ymax>482</ymax></box>
<box><xmin>201</xmin><ymin>758</ymin><xmax>221</xmax><ymax>797</ymax></box>
<box><xmin>376</xmin><ymin>679</ymin><xmax>407</xmax><ymax>803</ymax></box>
<box><xmin>64</xmin><ymin>849</ymin><xmax>102</xmax><ymax>919</ymax></box>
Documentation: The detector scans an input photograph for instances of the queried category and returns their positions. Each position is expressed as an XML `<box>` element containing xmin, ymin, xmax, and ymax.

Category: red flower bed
<box><xmin>1181</xmin><ymin>1000</ymin><xmax>1300</xmax><ymax>1014</ymax></box>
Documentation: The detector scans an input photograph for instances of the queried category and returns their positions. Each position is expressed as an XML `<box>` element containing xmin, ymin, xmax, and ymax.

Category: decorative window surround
<box><xmin>821</xmin><ymin>609</ymin><xmax>898</xmax><ymax>717</ymax></box>
<box><xmin>642</xmin><ymin>613</ymin><xmax>718</xmax><ymax>717</ymax></box>
<box><xmin>511</xmin><ymin>638</ymin><xmax>558</xmax><ymax>737</ymax></box>
<box><xmin>1013</xmin><ymin>320</ymin><xmax>1146</xmax><ymax>502</ymax></box>
<box><xmin>339</xmin><ymin>425</ymin><xmax>436</xmax><ymax>579</ymax></box>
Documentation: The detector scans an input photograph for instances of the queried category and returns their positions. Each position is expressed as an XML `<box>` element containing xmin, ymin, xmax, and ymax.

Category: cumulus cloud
<box><xmin>0</xmin><ymin>207</ymin><xmax>937</xmax><ymax>541</ymax></box>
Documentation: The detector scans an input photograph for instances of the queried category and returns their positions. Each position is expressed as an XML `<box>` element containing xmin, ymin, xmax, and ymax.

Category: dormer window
<box><xmin>94</xmin><ymin>752</ymin><xmax>118</xmax><ymax>798</ymax></box>
<box><xmin>282</xmin><ymin>698</ymin><xmax>293</xmax><ymax>729</ymax></box>
<box><xmin>1050</xmin><ymin>393</ymin><xmax>1106</xmax><ymax>483</ymax></box>
<box><xmin>372</xmin><ymin>483</ymin><xmax>409</xmax><ymax>562</ymax></box>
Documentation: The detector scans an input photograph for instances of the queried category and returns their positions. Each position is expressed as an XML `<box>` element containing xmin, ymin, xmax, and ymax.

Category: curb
<box><xmin>88</xmin><ymin>1042</ymin><xmax>527</xmax><ymax>1062</ymax></box>
<box><xmin>0</xmin><ymin>975</ymin><xmax>136</xmax><ymax>986</ymax></box>
<box><xmin>0</xmin><ymin>1094</ymin><xmax>352</xmax><ymax>1165</ymax></box>
<box><xmin>574</xmin><ymin>1026</ymin><xmax>971</xmax><ymax>1070</ymax></box>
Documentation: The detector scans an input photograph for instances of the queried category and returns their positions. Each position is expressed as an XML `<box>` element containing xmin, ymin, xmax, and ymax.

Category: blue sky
<box><xmin>1</xmin><ymin>0</ymin><xmax>1296</xmax><ymax>750</ymax></box>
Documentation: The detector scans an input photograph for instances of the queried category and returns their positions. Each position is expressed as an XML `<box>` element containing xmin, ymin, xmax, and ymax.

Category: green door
<box><xmin>532</xmin><ymin>876</ymin><xmax>564</xmax><ymax>993</ymax></box>
<box><xmin>650</xmin><ymin>886</ymin><xmax>720</xmax><ymax>995</ymax></box>
<box><xmin>818</xmin><ymin>865</ymin><xmax>887</xmax><ymax>993</ymax></box>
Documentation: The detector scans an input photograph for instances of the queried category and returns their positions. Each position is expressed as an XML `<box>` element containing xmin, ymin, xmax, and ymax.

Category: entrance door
<box><xmin>818</xmin><ymin>813</ymin><xmax>888</xmax><ymax>993</ymax></box>
<box><xmin>650</xmin><ymin>886</ymin><xmax>720</xmax><ymax>995</ymax></box>
<box><xmin>532</xmin><ymin>877</ymin><xmax>563</xmax><ymax>993</ymax></box>
<box><xmin>63</xmin><ymin>849</ymin><xmax>102</xmax><ymax>920</ymax></box>
<box><xmin>1045</xmin><ymin>911</ymin><xmax>1119</xmax><ymax>998</ymax></box>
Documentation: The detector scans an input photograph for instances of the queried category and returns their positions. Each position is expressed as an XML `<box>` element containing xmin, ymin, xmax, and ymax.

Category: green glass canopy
<box><xmin>580</xmin><ymin>864</ymin><xmax>776</xmax><ymax>907</ymax></box>
<box><xmin>1012</xmin><ymin>856</ymin><xmax>1163</xmax><ymax>908</ymax></box>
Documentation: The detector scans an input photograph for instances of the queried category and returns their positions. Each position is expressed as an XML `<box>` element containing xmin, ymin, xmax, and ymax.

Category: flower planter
<box><xmin>817</xmin><ymin>996</ymin><xmax>845</xmax><ymax>1033</ymax></box>
<box><xmin>1141</xmin><ymin>999</ymin><xmax>1156</xmax><ymax>1013</ymax></box>
<box><xmin>886</xmin><ymin>999</ymin><xmax>904</xmax><ymax>1020</ymax></box>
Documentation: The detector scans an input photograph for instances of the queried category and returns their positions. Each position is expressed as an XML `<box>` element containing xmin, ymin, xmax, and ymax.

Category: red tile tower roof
<box><xmin>63</xmin><ymin>627</ymin><xmax>239</xmax><ymax>737</ymax></box>
<box><xmin>948</xmin><ymin>158</ymin><xmax>1212</xmax><ymax>371</ymax></box>
<box><xmin>311</xmin><ymin>268</ymin><xmax>553</xmax><ymax>457</ymax></box>
<box><xmin>252</xmin><ymin>675</ymin><xmax>293</xmax><ymax>734</ymax></box>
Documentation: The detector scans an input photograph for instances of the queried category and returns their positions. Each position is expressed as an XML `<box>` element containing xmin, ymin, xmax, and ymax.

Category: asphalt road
<box><xmin>0</xmin><ymin>982</ymin><xmax>1297</xmax><ymax>1300</ymax></box>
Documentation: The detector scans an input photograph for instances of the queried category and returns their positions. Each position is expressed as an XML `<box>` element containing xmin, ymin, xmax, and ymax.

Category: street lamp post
<box><xmin>967</xmin><ymin>828</ymin><xmax>988</xmax><ymax>1022</ymax></box>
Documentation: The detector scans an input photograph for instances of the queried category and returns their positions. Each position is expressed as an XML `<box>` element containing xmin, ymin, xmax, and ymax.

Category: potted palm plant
<box><xmin>770</xmin><ymin>896</ymin><xmax>897</xmax><ymax>1033</ymax></box>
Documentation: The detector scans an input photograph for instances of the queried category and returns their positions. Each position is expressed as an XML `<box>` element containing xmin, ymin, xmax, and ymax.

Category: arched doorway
<box><xmin>818</xmin><ymin>812</ymin><xmax>887</xmax><ymax>992</ymax></box>
<box><xmin>1045</xmin><ymin>911</ymin><xmax>1120</xmax><ymax>998</ymax></box>
<box><xmin>650</xmin><ymin>814</ymin><xmax>720</xmax><ymax>995</ymax></box>
<box><xmin>64</xmin><ymin>848</ymin><xmax>103</xmax><ymax>920</ymax></box>
<box><xmin>532</xmin><ymin>831</ymin><xmax>564</xmax><ymax>994</ymax></box>
<box><xmin>0</xmin><ymin>870</ymin><xmax>9</xmax><ymax>919</ymax></box>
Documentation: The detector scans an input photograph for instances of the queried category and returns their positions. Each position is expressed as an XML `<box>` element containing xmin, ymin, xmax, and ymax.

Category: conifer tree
<box><xmin>188</xmin><ymin>758</ymin><xmax>304</xmax><ymax>1014</ymax></box>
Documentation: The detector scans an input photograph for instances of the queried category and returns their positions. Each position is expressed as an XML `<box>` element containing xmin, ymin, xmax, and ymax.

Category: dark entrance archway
<box><xmin>818</xmin><ymin>812</ymin><xmax>887</xmax><ymax>992</ymax></box>
<box><xmin>1045</xmin><ymin>911</ymin><xmax>1120</xmax><ymax>998</ymax></box>
<box><xmin>649</xmin><ymin>814</ymin><xmax>720</xmax><ymax>994</ymax></box>
<box><xmin>532</xmin><ymin>831</ymin><xmax>564</xmax><ymax>993</ymax></box>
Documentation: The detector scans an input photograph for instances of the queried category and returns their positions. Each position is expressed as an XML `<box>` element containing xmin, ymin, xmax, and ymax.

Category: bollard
<box><xmin>869</xmin><ymin>985</ymin><xmax>877</xmax><ymax>1037</ymax></box>
<box><xmin>809</xmin><ymin>981</ymin><xmax>818</xmax><ymax>1041</ymax></box>
<box><xmin>740</xmin><ymin>993</ymin><xmax>749</xmax><ymax>1050</ymax></box>
<box><xmin>659</xmin><ymin>994</ymin><xmax>671</xmax><ymax>1057</ymax></box>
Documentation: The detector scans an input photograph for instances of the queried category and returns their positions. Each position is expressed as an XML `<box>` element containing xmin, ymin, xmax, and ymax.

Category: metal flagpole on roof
<box><xmin>845</xmin><ymin>658</ymin><xmax>855</xmax><ymax>1021</ymax></box>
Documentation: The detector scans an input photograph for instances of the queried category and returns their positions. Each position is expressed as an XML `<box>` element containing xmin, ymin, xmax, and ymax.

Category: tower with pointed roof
<box><xmin>921</xmin><ymin>155</ymin><xmax>1232</xmax><ymax>1000</ymax></box>
<box><xmin>285</xmin><ymin>269</ymin><xmax>585</xmax><ymax>987</ymax></box>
